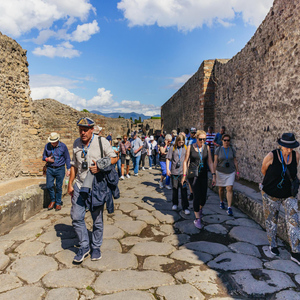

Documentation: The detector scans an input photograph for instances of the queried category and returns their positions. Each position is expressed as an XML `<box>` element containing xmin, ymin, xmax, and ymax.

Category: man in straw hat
<box><xmin>68</xmin><ymin>117</ymin><xmax>118</xmax><ymax>263</ymax></box>
<box><xmin>42</xmin><ymin>132</ymin><xmax>71</xmax><ymax>211</ymax></box>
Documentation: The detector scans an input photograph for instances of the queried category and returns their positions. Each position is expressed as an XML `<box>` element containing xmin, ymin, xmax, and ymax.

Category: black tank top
<box><xmin>262</xmin><ymin>149</ymin><xmax>297</xmax><ymax>198</ymax></box>
<box><xmin>190</xmin><ymin>144</ymin><xmax>208</xmax><ymax>174</ymax></box>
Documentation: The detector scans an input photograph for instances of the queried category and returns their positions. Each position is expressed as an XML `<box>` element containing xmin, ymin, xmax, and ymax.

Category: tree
<box><xmin>81</xmin><ymin>109</ymin><xmax>90</xmax><ymax>113</ymax></box>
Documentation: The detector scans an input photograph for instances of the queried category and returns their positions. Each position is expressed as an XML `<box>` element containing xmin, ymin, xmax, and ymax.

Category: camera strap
<box><xmin>82</xmin><ymin>134</ymin><xmax>94</xmax><ymax>160</ymax></box>
<box><xmin>223</xmin><ymin>146</ymin><xmax>229</xmax><ymax>161</ymax></box>
<box><xmin>98</xmin><ymin>136</ymin><xmax>104</xmax><ymax>159</ymax></box>
<box><xmin>196</xmin><ymin>144</ymin><xmax>203</xmax><ymax>170</ymax></box>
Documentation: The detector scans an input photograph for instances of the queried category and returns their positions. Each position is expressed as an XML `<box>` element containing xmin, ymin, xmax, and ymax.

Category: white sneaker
<box><xmin>184</xmin><ymin>209</ymin><xmax>191</xmax><ymax>215</ymax></box>
<box><xmin>134</xmin><ymin>173</ymin><xmax>138</xmax><ymax>176</ymax></box>
<box><xmin>172</xmin><ymin>205</ymin><xmax>178</xmax><ymax>211</ymax></box>
<box><xmin>120</xmin><ymin>176</ymin><xmax>125</xmax><ymax>180</ymax></box>
<box><xmin>142</xmin><ymin>167</ymin><xmax>145</xmax><ymax>170</ymax></box>
<box><xmin>159</xmin><ymin>181</ymin><xmax>164</xmax><ymax>188</ymax></box>
<box><xmin>149</xmin><ymin>167</ymin><xmax>152</xmax><ymax>170</ymax></box>
<box><xmin>165</xmin><ymin>185</ymin><xmax>172</xmax><ymax>190</ymax></box>
<box><xmin>126</xmin><ymin>174</ymin><xmax>130</xmax><ymax>178</ymax></box>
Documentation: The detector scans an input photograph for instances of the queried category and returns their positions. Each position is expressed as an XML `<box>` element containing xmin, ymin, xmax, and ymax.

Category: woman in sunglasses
<box><xmin>261</xmin><ymin>133</ymin><xmax>300</xmax><ymax>264</ymax></box>
<box><xmin>182</xmin><ymin>130</ymin><xmax>215</xmax><ymax>229</ymax></box>
<box><xmin>213</xmin><ymin>134</ymin><xmax>239</xmax><ymax>216</ymax></box>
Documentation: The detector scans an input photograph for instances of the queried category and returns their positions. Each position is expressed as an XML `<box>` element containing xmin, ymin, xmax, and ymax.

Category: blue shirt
<box><xmin>43</xmin><ymin>141</ymin><xmax>71</xmax><ymax>169</ymax></box>
<box><xmin>185</xmin><ymin>137</ymin><xmax>197</xmax><ymax>146</ymax></box>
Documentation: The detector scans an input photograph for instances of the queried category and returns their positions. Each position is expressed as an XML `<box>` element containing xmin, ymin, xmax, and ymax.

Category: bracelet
<box><xmin>183</xmin><ymin>174</ymin><xmax>186</xmax><ymax>176</ymax></box>
<box><xmin>212</xmin><ymin>173</ymin><xmax>216</xmax><ymax>176</ymax></box>
<box><xmin>236</xmin><ymin>172</ymin><xmax>240</xmax><ymax>174</ymax></box>
<box><xmin>45</xmin><ymin>157</ymin><xmax>48</xmax><ymax>162</ymax></box>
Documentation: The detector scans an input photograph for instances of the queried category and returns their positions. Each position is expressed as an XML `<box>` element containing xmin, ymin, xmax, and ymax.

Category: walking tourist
<box><xmin>214</xmin><ymin>126</ymin><xmax>225</xmax><ymax>148</ymax></box>
<box><xmin>182</xmin><ymin>130</ymin><xmax>216</xmax><ymax>229</ymax></box>
<box><xmin>131</xmin><ymin>131</ymin><xmax>143</xmax><ymax>176</ymax></box>
<box><xmin>148</xmin><ymin>135</ymin><xmax>157</xmax><ymax>169</ymax></box>
<box><xmin>67</xmin><ymin>117</ymin><xmax>118</xmax><ymax>262</ymax></box>
<box><xmin>261</xmin><ymin>133</ymin><xmax>300</xmax><ymax>264</ymax></box>
<box><xmin>112</xmin><ymin>140</ymin><xmax>121</xmax><ymax>176</ymax></box>
<box><xmin>214</xmin><ymin>134</ymin><xmax>239</xmax><ymax>216</ymax></box>
<box><xmin>185</xmin><ymin>127</ymin><xmax>197</xmax><ymax>146</ymax></box>
<box><xmin>120</xmin><ymin>135</ymin><xmax>131</xmax><ymax>179</ymax></box>
<box><xmin>116</xmin><ymin>135</ymin><xmax>122</xmax><ymax>176</ymax></box>
<box><xmin>159</xmin><ymin>134</ymin><xmax>172</xmax><ymax>189</ymax></box>
<box><xmin>106</xmin><ymin>132</ymin><xmax>112</xmax><ymax>145</ymax></box>
<box><xmin>139</xmin><ymin>135</ymin><xmax>148</xmax><ymax>170</ymax></box>
<box><xmin>166</xmin><ymin>134</ymin><xmax>189</xmax><ymax>214</ymax></box>
<box><xmin>43</xmin><ymin>132</ymin><xmax>71</xmax><ymax>211</ymax></box>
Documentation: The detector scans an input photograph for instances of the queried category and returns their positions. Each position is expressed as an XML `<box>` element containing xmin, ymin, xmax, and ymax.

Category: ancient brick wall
<box><xmin>214</xmin><ymin>0</ymin><xmax>300</xmax><ymax>183</ymax></box>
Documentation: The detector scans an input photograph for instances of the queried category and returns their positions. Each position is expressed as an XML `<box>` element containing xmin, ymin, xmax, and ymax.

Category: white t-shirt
<box><xmin>148</xmin><ymin>141</ymin><xmax>157</xmax><ymax>155</ymax></box>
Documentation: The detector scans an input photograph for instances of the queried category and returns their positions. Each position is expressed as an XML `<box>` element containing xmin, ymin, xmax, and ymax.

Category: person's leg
<box><xmin>226</xmin><ymin>185</ymin><xmax>233</xmax><ymax>207</ymax></box>
<box><xmin>134</xmin><ymin>156</ymin><xmax>140</xmax><ymax>174</ymax></box>
<box><xmin>46</xmin><ymin>167</ymin><xmax>56</xmax><ymax>204</ymax></box>
<box><xmin>172</xmin><ymin>187</ymin><xmax>179</xmax><ymax>207</ymax></box>
<box><xmin>55</xmin><ymin>166</ymin><xmax>65</xmax><ymax>205</ymax></box>
<box><xmin>90</xmin><ymin>205</ymin><xmax>104</xmax><ymax>250</ymax></box>
<box><xmin>117</xmin><ymin>158</ymin><xmax>121</xmax><ymax>176</ymax></box>
<box><xmin>165</xmin><ymin>161</ymin><xmax>171</xmax><ymax>186</ymax></box>
<box><xmin>262</xmin><ymin>192</ymin><xmax>281</xmax><ymax>250</ymax></box>
<box><xmin>219</xmin><ymin>186</ymin><xmax>226</xmax><ymax>209</ymax></box>
<box><xmin>191</xmin><ymin>177</ymin><xmax>203</xmax><ymax>229</ymax></box>
<box><xmin>181</xmin><ymin>181</ymin><xmax>189</xmax><ymax>210</ymax></box>
<box><xmin>149</xmin><ymin>155</ymin><xmax>153</xmax><ymax>168</ymax></box>
<box><xmin>126</xmin><ymin>160</ymin><xmax>130</xmax><ymax>175</ymax></box>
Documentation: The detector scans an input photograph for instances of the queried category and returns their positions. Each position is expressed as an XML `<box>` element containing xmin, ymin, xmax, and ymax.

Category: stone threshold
<box><xmin>208</xmin><ymin>176</ymin><xmax>296</xmax><ymax>245</ymax></box>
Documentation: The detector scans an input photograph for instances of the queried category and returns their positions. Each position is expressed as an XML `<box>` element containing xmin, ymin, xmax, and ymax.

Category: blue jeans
<box><xmin>160</xmin><ymin>161</ymin><xmax>171</xmax><ymax>185</ymax></box>
<box><xmin>117</xmin><ymin>158</ymin><xmax>121</xmax><ymax>177</ymax></box>
<box><xmin>46</xmin><ymin>166</ymin><xmax>65</xmax><ymax>205</ymax></box>
<box><xmin>71</xmin><ymin>183</ymin><xmax>104</xmax><ymax>250</ymax></box>
<box><xmin>149</xmin><ymin>155</ymin><xmax>153</xmax><ymax>167</ymax></box>
<box><xmin>132</xmin><ymin>155</ymin><xmax>141</xmax><ymax>174</ymax></box>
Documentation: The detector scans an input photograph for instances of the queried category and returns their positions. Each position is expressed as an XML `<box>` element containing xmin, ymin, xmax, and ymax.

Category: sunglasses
<box><xmin>223</xmin><ymin>139</ymin><xmax>230</xmax><ymax>142</ymax></box>
<box><xmin>198</xmin><ymin>138</ymin><xmax>206</xmax><ymax>141</ymax></box>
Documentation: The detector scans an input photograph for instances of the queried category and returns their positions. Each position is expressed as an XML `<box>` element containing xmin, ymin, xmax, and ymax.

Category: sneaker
<box><xmin>159</xmin><ymin>181</ymin><xmax>164</xmax><ymax>188</ymax></box>
<box><xmin>142</xmin><ymin>167</ymin><xmax>145</xmax><ymax>170</ymax></box>
<box><xmin>189</xmin><ymin>193</ymin><xmax>193</xmax><ymax>201</ymax></box>
<box><xmin>184</xmin><ymin>209</ymin><xmax>191</xmax><ymax>215</ymax></box>
<box><xmin>172</xmin><ymin>205</ymin><xmax>178</xmax><ymax>210</ymax></box>
<box><xmin>291</xmin><ymin>252</ymin><xmax>300</xmax><ymax>265</ymax></box>
<box><xmin>193</xmin><ymin>218</ymin><xmax>203</xmax><ymax>229</ymax></box>
<box><xmin>120</xmin><ymin>176</ymin><xmax>125</xmax><ymax>180</ymax></box>
<box><xmin>227</xmin><ymin>207</ymin><xmax>233</xmax><ymax>216</ymax></box>
<box><xmin>91</xmin><ymin>248</ymin><xmax>102</xmax><ymax>261</ymax></box>
<box><xmin>134</xmin><ymin>173</ymin><xmax>138</xmax><ymax>176</ymax></box>
<box><xmin>220</xmin><ymin>202</ymin><xmax>226</xmax><ymax>210</ymax></box>
<box><xmin>149</xmin><ymin>167</ymin><xmax>152</xmax><ymax>170</ymax></box>
<box><xmin>165</xmin><ymin>185</ymin><xmax>172</xmax><ymax>190</ymax></box>
<box><xmin>73</xmin><ymin>247</ymin><xmax>90</xmax><ymax>263</ymax></box>
<box><xmin>269</xmin><ymin>246</ymin><xmax>279</xmax><ymax>256</ymax></box>
<box><xmin>126</xmin><ymin>174</ymin><xmax>130</xmax><ymax>178</ymax></box>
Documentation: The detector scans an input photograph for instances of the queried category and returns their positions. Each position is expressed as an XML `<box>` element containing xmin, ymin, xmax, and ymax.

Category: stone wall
<box><xmin>214</xmin><ymin>0</ymin><xmax>300</xmax><ymax>183</ymax></box>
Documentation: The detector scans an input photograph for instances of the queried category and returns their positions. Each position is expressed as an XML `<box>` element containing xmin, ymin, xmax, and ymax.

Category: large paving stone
<box><xmin>264</xmin><ymin>260</ymin><xmax>300</xmax><ymax>274</ymax></box>
<box><xmin>230</xmin><ymin>270</ymin><xmax>295</xmax><ymax>295</ymax></box>
<box><xmin>93</xmin><ymin>270</ymin><xmax>175</xmax><ymax>294</ymax></box>
<box><xmin>111</xmin><ymin>213</ymin><xmax>132</xmax><ymax>222</ymax></box>
<box><xmin>101</xmin><ymin>239</ymin><xmax>122</xmax><ymax>252</ymax></box>
<box><xmin>37</xmin><ymin>230</ymin><xmax>76</xmax><ymax>243</ymax></box>
<box><xmin>262</xmin><ymin>245</ymin><xmax>290</xmax><ymax>260</ymax></box>
<box><xmin>228</xmin><ymin>242</ymin><xmax>261</xmax><ymax>258</ymax></box>
<box><xmin>114</xmin><ymin>220</ymin><xmax>147</xmax><ymax>235</ymax></box>
<box><xmin>103</xmin><ymin>225</ymin><xmax>125</xmax><ymax>239</ymax></box>
<box><xmin>202</xmin><ymin>214</ymin><xmax>233</xmax><ymax>224</ymax></box>
<box><xmin>83</xmin><ymin>251</ymin><xmax>138</xmax><ymax>271</ymax></box>
<box><xmin>156</xmin><ymin>284</ymin><xmax>205</xmax><ymax>300</ymax></box>
<box><xmin>0</xmin><ymin>286</ymin><xmax>45</xmax><ymax>300</ymax></box>
<box><xmin>162</xmin><ymin>234</ymin><xmax>190</xmax><ymax>246</ymax></box>
<box><xmin>205</xmin><ymin>224</ymin><xmax>228</xmax><ymax>235</ymax></box>
<box><xmin>130</xmin><ymin>209</ymin><xmax>151</xmax><ymax>217</ymax></box>
<box><xmin>45</xmin><ymin>238</ymin><xmax>78</xmax><ymax>255</ymax></box>
<box><xmin>159</xmin><ymin>224</ymin><xmax>175</xmax><ymax>235</ymax></box>
<box><xmin>171</xmin><ymin>249</ymin><xmax>213</xmax><ymax>264</ymax></box>
<box><xmin>118</xmin><ymin>203</ymin><xmax>138</xmax><ymax>213</ymax></box>
<box><xmin>0</xmin><ymin>255</ymin><xmax>10</xmax><ymax>271</ymax></box>
<box><xmin>152</xmin><ymin>210</ymin><xmax>180</xmax><ymax>224</ymax></box>
<box><xmin>174</xmin><ymin>220</ymin><xmax>201</xmax><ymax>235</ymax></box>
<box><xmin>15</xmin><ymin>241</ymin><xmax>45</xmax><ymax>256</ymax></box>
<box><xmin>175</xmin><ymin>266</ymin><xmax>221</xmax><ymax>295</ymax></box>
<box><xmin>226</xmin><ymin>218</ymin><xmax>262</xmax><ymax>229</ymax></box>
<box><xmin>0</xmin><ymin>240</ymin><xmax>14</xmax><ymax>253</ymax></box>
<box><xmin>54</xmin><ymin>249</ymin><xmax>78</xmax><ymax>268</ymax></box>
<box><xmin>136</xmin><ymin>202</ymin><xmax>156</xmax><ymax>211</ymax></box>
<box><xmin>229</xmin><ymin>226</ymin><xmax>269</xmax><ymax>245</ymax></box>
<box><xmin>137</xmin><ymin>215</ymin><xmax>159</xmax><ymax>225</ymax></box>
<box><xmin>143</xmin><ymin>256</ymin><xmax>174</xmax><ymax>271</ymax></box>
<box><xmin>274</xmin><ymin>290</ymin><xmax>300</xmax><ymax>300</ymax></box>
<box><xmin>120</xmin><ymin>236</ymin><xmax>152</xmax><ymax>246</ymax></box>
<box><xmin>94</xmin><ymin>290</ymin><xmax>155</xmax><ymax>300</ymax></box>
<box><xmin>45</xmin><ymin>288</ymin><xmax>79</xmax><ymax>300</ymax></box>
<box><xmin>130</xmin><ymin>241</ymin><xmax>176</xmax><ymax>256</ymax></box>
<box><xmin>43</xmin><ymin>268</ymin><xmax>95</xmax><ymax>288</ymax></box>
<box><xmin>8</xmin><ymin>255</ymin><xmax>58</xmax><ymax>283</ymax></box>
<box><xmin>181</xmin><ymin>241</ymin><xmax>230</xmax><ymax>256</ymax></box>
<box><xmin>207</xmin><ymin>252</ymin><xmax>262</xmax><ymax>271</ymax></box>
<box><xmin>0</xmin><ymin>274</ymin><xmax>22</xmax><ymax>293</ymax></box>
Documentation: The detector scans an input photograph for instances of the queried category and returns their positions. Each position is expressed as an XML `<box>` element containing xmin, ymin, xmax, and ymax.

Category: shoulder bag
<box><xmin>286</xmin><ymin>168</ymin><xmax>300</xmax><ymax>197</ymax></box>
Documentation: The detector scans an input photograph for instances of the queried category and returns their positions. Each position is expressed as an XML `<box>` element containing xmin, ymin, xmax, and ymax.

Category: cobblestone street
<box><xmin>1</xmin><ymin>169</ymin><xmax>300</xmax><ymax>300</ymax></box>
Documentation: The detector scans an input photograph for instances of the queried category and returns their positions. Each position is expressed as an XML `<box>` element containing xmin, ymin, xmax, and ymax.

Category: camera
<box><xmin>175</xmin><ymin>161</ymin><xmax>181</xmax><ymax>169</ymax></box>
<box><xmin>225</xmin><ymin>162</ymin><xmax>230</xmax><ymax>168</ymax></box>
<box><xmin>82</xmin><ymin>161</ymin><xmax>88</xmax><ymax>170</ymax></box>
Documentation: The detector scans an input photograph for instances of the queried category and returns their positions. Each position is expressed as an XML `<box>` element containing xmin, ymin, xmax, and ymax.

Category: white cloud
<box><xmin>33</xmin><ymin>42</ymin><xmax>81</xmax><ymax>58</ymax></box>
<box><xmin>31</xmin><ymin>86</ymin><xmax>161</xmax><ymax>116</ymax></box>
<box><xmin>117</xmin><ymin>0</ymin><xmax>274</xmax><ymax>31</ymax></box>
<box><xmin>0</xmin><ymin>0</ymin><xmax>94</xmax><ymax>37</ymax></box>
<box><xmin>166</xmin><ymin>74</ymin><xmax>193</xmax><ymax>89</ymax></box>
<box><xmin>227</xmin><ymin>38</ymin><xmax>235</xmax><ymax>44</ymax></box>
<box><xmin>30</xmin><ymin>74</ymin><xmax>80</xmax><ymax>89</ymax></box>
<box><xmin>70</xmin><ymin>20</ymin><xmax>100</xmax><ymax>42</ymax></box>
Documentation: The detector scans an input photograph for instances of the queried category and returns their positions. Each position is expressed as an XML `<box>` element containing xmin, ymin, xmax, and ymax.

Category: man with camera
<box><xmin>68</xmin><ymin>117</ymin><xmax>118</xmax><ymax>263</ymax></box>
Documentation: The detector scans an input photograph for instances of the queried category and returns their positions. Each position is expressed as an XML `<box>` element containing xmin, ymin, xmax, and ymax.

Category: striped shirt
<box><xmin>206</xmin><ymin>132</ymin><xmax>216</xmax><ymax>148</ymax></box>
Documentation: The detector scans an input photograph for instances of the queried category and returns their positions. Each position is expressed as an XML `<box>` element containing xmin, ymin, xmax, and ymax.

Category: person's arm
<box><xmin>64</xmin><ymin>145</ymin><xmax>71</xmax><ymax>176</ymax></box>
<box><xmin>160</xmin><ymin>145</ymin><xmax>167</xmax><ymax>155</ymax></box>
<box><xmin>166</xmin><ymin>158</ymin><xmax>171</xmax><ymax>177</ymax></box>
<box><xmin>207</xmin><ymin>146</ymin><xmax>216</xmax><ymax>185</ymax></box>
<box><xmin>181</xmin><ymin>145</ymin><xmax>190</xmax><ymax>184</ymax></box>
<box><xmin>68</xmin><ymin>166</ymin><xmax>77</xmax><ymax>196</ymax></box>
<box><xmin>296</xmin><ymin>151</ymin><xmax>300</xmax><ymax>166</ymax></box>
<box><xmin>261</xmin><ymin>152</ymin><xmax>274</xmax><ymax>176</ymax></box>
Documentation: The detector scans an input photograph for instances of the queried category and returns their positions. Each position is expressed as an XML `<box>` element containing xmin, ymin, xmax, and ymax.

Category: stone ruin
<box><xmin>161</xmin><ymin>0</ymin><xmax>300</xmax><ymax>183</ymax></box>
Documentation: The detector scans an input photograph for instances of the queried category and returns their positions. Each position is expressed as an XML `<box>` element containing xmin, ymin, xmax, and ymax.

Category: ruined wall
<box><xmin>214</xmin><ymin>0</ymin><xmax>300</xmax><ymax>183</ymax></box>
<box><xmin>0</xmin><ymin>33</ymin><xmax>32</xmax><ymax>181</ymax></box>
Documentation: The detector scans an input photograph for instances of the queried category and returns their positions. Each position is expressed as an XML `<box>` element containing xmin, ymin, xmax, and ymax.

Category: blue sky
<box><xmin>0</xmin><ymin>0</ymin><xmax>273</xmax><ymax>116</ymax></box>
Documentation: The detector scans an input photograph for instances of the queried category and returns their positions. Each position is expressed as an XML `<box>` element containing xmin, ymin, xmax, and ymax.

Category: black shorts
<box><xmin>121</xmin><ymin>154</ymin><xmax>130</xmax><ymax>166</ymax></box>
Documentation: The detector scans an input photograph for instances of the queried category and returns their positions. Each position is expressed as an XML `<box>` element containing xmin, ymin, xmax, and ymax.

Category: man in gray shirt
<box><xmin>130</xmin><ymin>131</ymin><xmax>143</xmax><ymax>176</ymax></box>
<box><xmin>68</xmin><ymin>117</ymin><xmax>118</xmax><ymax>263</ymax></box>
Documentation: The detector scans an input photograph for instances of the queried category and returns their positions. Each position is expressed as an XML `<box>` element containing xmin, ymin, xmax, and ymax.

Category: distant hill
<box><xmin>90</xmin><ymin>111</ymin><xmax>160</xmax><ymax>121</ymax></box>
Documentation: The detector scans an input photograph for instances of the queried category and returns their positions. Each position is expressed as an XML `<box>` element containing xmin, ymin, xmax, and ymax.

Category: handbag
<box><xmin>286</xmin><ymin>168</ymin><xmax>300</xmax><ymax>197</ymax></box>
<box><xmin>187</xmin><ymin>166</ymin><xmax>199</xmax><ymax>178</ymax></box>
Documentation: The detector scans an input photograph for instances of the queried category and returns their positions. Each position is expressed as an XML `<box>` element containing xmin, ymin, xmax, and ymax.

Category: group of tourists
<box><xmin>42</xmin><ymin>118</ymin><xmax>300</xmax><ymax>265</ymax></box>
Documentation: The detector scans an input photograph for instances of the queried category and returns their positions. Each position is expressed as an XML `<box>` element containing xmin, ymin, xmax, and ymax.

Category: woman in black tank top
<box><xmin>261</xmin><ymin>133</ymin><xmax>300</xmax><ymax>264</ymax></box>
